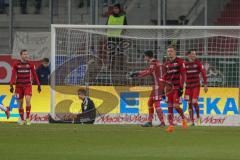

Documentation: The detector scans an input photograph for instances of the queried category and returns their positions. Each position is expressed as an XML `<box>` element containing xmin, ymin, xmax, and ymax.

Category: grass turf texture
<box><xmin>0</xmin><ymin>124</ymin><xmax>239</xmax><ymax>160</ymax></box>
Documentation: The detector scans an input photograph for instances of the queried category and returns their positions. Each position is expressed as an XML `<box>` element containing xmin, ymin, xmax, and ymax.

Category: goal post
<box><xmin>50</xmin><ymin>25</ymin><xmax>240</xmax><ymax>125</ymax></box>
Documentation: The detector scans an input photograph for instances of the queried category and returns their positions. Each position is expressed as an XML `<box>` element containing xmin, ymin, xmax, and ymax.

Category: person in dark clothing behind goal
<box><xmin>106</xmin><ymin>3</ymin><xmax>128</xmax><ymax>85</ymax></box>
<box><xmin>36</xmin><ymin>58</ymin><xmax>50</xmax><ymax>85</ymax></box>
<box><xmin>49</xmin><ymin>88</ymin><xmax>96</xmax><ymax>124</ymax></box>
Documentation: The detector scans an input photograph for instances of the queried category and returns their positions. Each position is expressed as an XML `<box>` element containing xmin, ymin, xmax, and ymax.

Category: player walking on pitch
<box><xmin>184</xmin><ymin>49</ymin><xmax>208</xmax><ymax>126</ymax></box>
<box><xmin>9</xmin><ymin>50</ymin><xmax>41</xmax><ymax>125</ymax></box>
<box><xmin>163</xmin><ymin>45</ymin><xmax>187</xmax><ymax>132</ymax></box>
<box><xmin>0</xmin><ymin>104</ymin><xmax>10</xmax><ymax>119</ymax></box>
<box><xmin>128</xmin><ymin>50</ymin><xmax>165</xmax><ymax>127</ymax></box>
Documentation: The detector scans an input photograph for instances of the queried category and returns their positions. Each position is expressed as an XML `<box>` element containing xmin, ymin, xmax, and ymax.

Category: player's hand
<box><xmin>38</xmin><ymin>85</ymin><xmax>41</xmax><ymax>93</ymax></box>
<box><xmin>10</xmin><ymin>85</ymin><xmax>14</xmax><ymax>93</ymax></box>
<box><xmin>178</xmin><ymin>88</ymin><xmax>183</xmax><ymax>97</ymax></box>
<box><xmin>204</xmin><ymin>85</ymin><xmax>208</xmax><ymax>93</ymax></box>
<box><xmin>127</xmin><ymin>71</ymin><xmax>138</xmax><ymax>79</ymax></box>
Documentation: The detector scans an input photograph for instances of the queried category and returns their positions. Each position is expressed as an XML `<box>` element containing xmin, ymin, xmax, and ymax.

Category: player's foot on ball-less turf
<box><xmin>25</xmin><ymin>119</ymin><xmax>31</xmax><ymax>125</ymax></box>
<box><xmin>182</xmin><ymin>119</ymin><xmax>187</xmax><ymax>129</ymax></box>
<box><xmin>197</xmin><ymin>118</ymin><xmax>201</xmax><ymax>126</ymax></box>
<box><xmin>190</xmin><ymin>122</ymin><xmax>195</xmax><ymax>126</ymax></box>
<box><xmin>166</xmin><ymin>125</ymin><xmax>174</xmax><ymax>133</ymax></box>
<box><xmin>5</xmin><ymin>107</ymin><xmax>10</xmax><ymax>119</ymax></box>
<box><xmin>18</xmin><ymin>120</ymin><xmax>25</xmax><ymax>125</ymax></box>
<box><xmin>158</xmin><ymin>122</ymin><xmax>166</xmax><ymax>128</ymax></box>
<box><xmin>141</xmin><ymin>122</ymin><xmax>152</xmax><ymax>127</ymax></box>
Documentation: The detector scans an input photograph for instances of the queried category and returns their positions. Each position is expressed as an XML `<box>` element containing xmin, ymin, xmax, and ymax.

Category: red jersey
<box><xmin>138</xmin><ymin>59</ymin><xmax>164</xmax><ymax>90</ymax></box>
<box><xmin>185</xmin><ymin>59</ymin><xmax>207</xmax><ymax>89</ymax></box>
<box><xmin>10</xmin><ymin>60</ymin><xmax>40</xmax><ymax>86</ymax></box>
<box><xmin>163</xmin><ymin>57</ymin><xmax>186</xmax><ymax>89</ymax></box>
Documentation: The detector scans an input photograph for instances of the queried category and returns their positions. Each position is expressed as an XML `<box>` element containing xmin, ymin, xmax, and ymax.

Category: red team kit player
<box><xmin>163</xmin><ymin>46</ymin><xmax>187</xmax><ymax>132</ymax></box>
<box><xmin>185</xmin><ymin>49</ymin><xmax>208</xmax><ymax>126</ymax></box>
<box><xmin>128</xmin><ymin>50</ymin><xmax>166</xmax><ymax>127</ymax></box>
<box><xmin>9</xmin><ymin>50</ymin><xmax>41</xmax><ymax>125</ymax></box>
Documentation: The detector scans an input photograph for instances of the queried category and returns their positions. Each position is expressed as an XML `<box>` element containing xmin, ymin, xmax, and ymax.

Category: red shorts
<box><xmin>15</xmin><ymin>85</ymin><xmax>32</xmax><ymax>99</ymax></box>
<box><xmin>166</xmin><ymin>89</ymin><xmax>180</xmax><ymax>104</ymax></box>
<box><xmin>184</xmin><ymin>87</ymin><xmax>200</xmax><ymax>102</ymax></box>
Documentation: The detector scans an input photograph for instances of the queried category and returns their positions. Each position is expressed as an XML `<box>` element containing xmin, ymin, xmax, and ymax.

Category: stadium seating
<box><xmin>215</xmin><ymin>0</ymin><xmax>240</xmax><ymax>25</ymax></box>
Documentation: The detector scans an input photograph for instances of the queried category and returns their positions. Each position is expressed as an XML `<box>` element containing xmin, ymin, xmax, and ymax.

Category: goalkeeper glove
<box><xmin>178</xmin><ymin>88</ymin><xmax>183</xmax><ymax>97</ymax></box>
<box><xmin>10</xmin><ymin>85</ymin><xmax>14</xmax><ymax>93</ymax></box>
<box><xmin>127</xmin><ymin>71</ymin><xmax>139</xmax><ymax>78</ymax></box>
<box><xmin>38</xmin><ymin>85</ymin><xmax>41</xmax><ymax>93</ymax></box>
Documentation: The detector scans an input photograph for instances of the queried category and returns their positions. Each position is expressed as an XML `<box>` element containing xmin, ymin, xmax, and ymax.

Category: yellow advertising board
<box><xmin>0</xmin><ymin>85</ymin><xmax>239</xmax><ymax>122</ymax></box>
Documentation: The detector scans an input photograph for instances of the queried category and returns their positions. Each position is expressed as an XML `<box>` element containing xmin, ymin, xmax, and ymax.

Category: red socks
<box><xmin>168</xmin><ymin>105</ymin><xmax>174</xmax><ymax>125</ymax></box>
<box><xmin>188</xmin><ymin>103</ymin><xmax>194</xmax><ymax>123</ymax></box>
<box><xmin>19</xmin><ymin>108</ymin><xmax>24</xmax><ymax>120</ymax></box>
<box><xmin>175</xmin><ymin>106</ymin><xmax>185</xmax><ymax>120</ymax></box>
<box><xmin>155</xmin><ymin>101</ymin><xmax>165</xmax><ymax>124</ymax></box>
<box><xmin>156</xmin><ymin>108</ymin><xmax>165</xmax><ymax>124</ymax></box>
<box><xmin>148</xmin><ymin>107</ymin><xmax>154</xmax><ymax>122</ymax></box>
<box><xmin>193</xmin><ymin>103</ymin><xmax>200</xmax><ymax>119</ymax></box>
<box><xmin>26</xmin><ymin>105</ymin><xmax>31</xmax><ymax>119</ymax></box>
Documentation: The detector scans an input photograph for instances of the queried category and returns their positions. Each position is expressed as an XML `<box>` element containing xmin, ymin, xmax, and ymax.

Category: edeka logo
<box><xmin>181</xmin><ymin>97</ymin><xmax>239</xmax><ymax>115</ymax></box>
<box><xmin>0</xmin><ymin>95</ymin><xmax>19</xmax><ymax>111</ymax></box>
<box><xmin>120</xmin><ymin>92</ymin><xmax>239</xmax><ymax>115</ymax></box>
<box><xmin>120</xmin><ymin>92</ymin><xmax>139</xmax><ymax>114</ymax></box>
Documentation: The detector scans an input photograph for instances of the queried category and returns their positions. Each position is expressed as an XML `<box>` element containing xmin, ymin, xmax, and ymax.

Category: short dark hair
<box><xmin>144</xmin><ymin>50</ymin><xmax>154</xmax><ymax>58</ymax></box>
<box><xmin>113</xmin><ymin>3</ymin><xmax>121</xmax><ymax>9</ymax></box>
<box><xmin>43</xmin><ymin>58</ymin><xmax>49</xmax><ymax>63</ymax></box>
<box><xmin>167</xmin><ymin>45</ymin><xmax>176</xmax><ymax>50</ymax></box>
<box><xmin>78</xmin><ymin>88</ymin><xmax>87</xmax><ymax>95</ymax></box>
<box><xmin>187</xmin><ymin>49</ymin><xmax>197</xmax><ymax>54</ymax></box>
<box><xmin>20</xmin><ymin>49</ymin><xmax>27</xmax><ymax>55</ymax></box>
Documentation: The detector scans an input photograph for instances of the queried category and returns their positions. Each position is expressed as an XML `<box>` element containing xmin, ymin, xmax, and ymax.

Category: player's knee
<box><xmin>148</xmin><ymin>101</ymin><xmax>153</xmax><ymax>107</ymax></box>
<box><xmin>148</xmin><ymin>106</ymin><xmax>154</xmax><ymax>110</ymax></box>
<box><xmin>192</xmin><ymin>99</ymin><xmax>198</xmax><ymax>106</ymax></box>
<box><xmin>193</xmin><ymin>102</ymin><xmax>198</xmax><ymax>107</ymax></box>
<box><xmin>26</xmin><ymin>100</ymin><xmax>31</xmax><ymax>106</ymax></box>
<box><xmin>173</xmin><ymin>103</ymin><xmax>179</xmax><ymax>108</ymax></box>
<box><xmin>18</xmin><ymin>104</ymin><xmax>23</xmax><ymax>109</ymax></box>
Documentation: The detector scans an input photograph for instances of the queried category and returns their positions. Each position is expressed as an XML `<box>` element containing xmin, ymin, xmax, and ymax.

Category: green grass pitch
<box><xmin>0</xmin><ymin>124</ymin><xmax>239</xmax><ymax>160</ymax></box>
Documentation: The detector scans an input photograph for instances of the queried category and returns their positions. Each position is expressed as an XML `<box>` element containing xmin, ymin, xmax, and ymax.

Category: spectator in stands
<box><xmin>20</xmin><ymin>0</ymin><xmax>27</xmax><ymax>14</ymax></box>
<box><xmin>0</xmin><ymin>0</ymin><xmax>5</xmax><ymax>14</ymax></box>
<box><xmin>178</xmin><ymin>15</ymin><xmax>188</xmax><ymax>25</ymax></box>
<box><xmin>35</xmin><ymin>0</ymin><xmax>42</xmax><ymax>14</ymax></box>
<box><xmin>36</xmin><ymin>58</ymin><xmax>50</xmax><ymax>85</ymax></box>
<box><xmin>20</xmin><ymin>0</ymin><xmax>42</xmax><ymax>14</ymax></box>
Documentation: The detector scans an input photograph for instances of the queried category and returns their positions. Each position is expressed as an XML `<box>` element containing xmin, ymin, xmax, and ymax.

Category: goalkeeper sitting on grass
<box><xmin>127</xmin><ymin>50</ymin><xmax>166</xmax><ymax>127</ymax></box>
<box><xmin>49</xmin><ymin>88</ymin><xmax>96</xmax><ymax>124</ymax></box>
